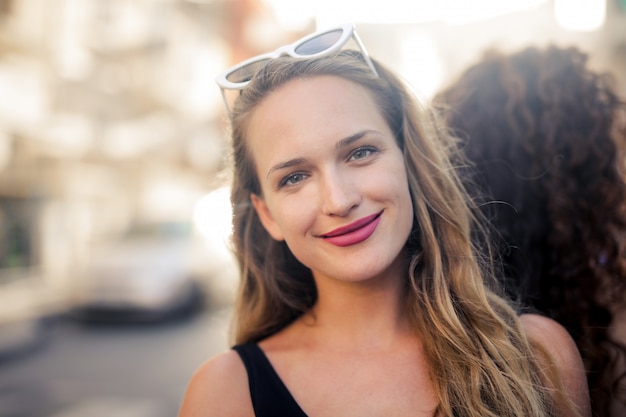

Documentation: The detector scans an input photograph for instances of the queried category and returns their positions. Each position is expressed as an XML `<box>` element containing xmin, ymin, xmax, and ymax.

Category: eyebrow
<box><xmin>265</xmin><ymin>130</ymin><xmax>383</xmax><ymax>179</ymax></box>
<box><xmin>336</xmin><ymin>129</ymin><xmax>381</xmax><ymax>150</ymax></box>
<box><xmin>266</xmin><ymin>157</ymin><xmax>308</xmax><ymax>179</ymax></box>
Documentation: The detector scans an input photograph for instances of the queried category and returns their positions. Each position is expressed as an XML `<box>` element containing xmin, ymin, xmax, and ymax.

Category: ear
<box><xmin>250</xmin><ymin>193</ymin><xmax>285</xmax><ymax>241</ymax></box>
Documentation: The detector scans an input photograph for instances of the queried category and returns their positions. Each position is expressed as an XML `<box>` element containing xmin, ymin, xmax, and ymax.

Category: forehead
<box><xmin>245</xmin><ymin>75</ymin><xmax>385</xmax><ymax>144</ymax></box>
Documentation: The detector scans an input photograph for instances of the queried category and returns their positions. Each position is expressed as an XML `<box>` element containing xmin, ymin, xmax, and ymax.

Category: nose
<box><xmin>319</xmin><ymin>169</ymin><xmax>361</xmax><ymax>217</ymax></box>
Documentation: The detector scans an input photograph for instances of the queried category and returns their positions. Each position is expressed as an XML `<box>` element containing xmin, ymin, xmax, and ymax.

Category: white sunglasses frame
<box><xmin>216</xmin><ymin>23</ymin><xmax>378</xmax><ymax>114</ymax></box>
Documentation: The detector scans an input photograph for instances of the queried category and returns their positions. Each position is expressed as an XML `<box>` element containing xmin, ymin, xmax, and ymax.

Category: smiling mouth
<box><xmin>321</xmin><ymin>211</ymin><xmax>382</xmax><ymax>247</ymax></box>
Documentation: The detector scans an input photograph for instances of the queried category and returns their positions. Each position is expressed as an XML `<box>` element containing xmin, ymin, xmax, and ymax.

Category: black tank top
<box><xmin>233</xmin><ymin>343</ymin><xmax>308</xmax><ymax>417</ymax></box>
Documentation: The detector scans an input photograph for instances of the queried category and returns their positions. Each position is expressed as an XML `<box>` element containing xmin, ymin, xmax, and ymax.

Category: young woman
<box><xmin>178</xmin><ymin>25</ymin><xmax>590</xmax><ymax>417</ymax></box>
<box><xmin>433</xmin><ymin>45</ymin><xmax>626</xmax><ymax>417</ymax></box>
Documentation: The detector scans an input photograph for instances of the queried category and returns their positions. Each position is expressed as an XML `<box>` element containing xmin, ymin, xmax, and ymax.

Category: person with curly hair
<box><xmin>178</xmin><ymin>25</ymin><xmax>589</xmax><ymax>417</ymax></box>
<box><xmin>434</xmin><ymin>45</ymin><xmax>626</xmax><ymax>417</ymax></box>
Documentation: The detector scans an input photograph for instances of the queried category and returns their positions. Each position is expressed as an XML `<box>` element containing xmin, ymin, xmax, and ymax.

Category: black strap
<box><xmin>233</xmin><ymin>343</ymin><xmax>308</xmax><ymax>417</ymax></box>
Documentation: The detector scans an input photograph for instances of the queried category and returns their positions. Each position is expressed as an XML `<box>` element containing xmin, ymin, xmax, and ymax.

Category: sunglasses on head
<box><xmin>216</xmin><ymin>23</ymin><xmax>378</xmax><ymax>114</ymax></box>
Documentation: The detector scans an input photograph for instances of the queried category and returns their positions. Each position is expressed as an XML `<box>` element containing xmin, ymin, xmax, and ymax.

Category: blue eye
<box><xmin>349</xmin><ymin>146</ymin><xmax>378</xmax><ymax>161</ymax></box>
<box><xmin>278</xmin><ymin>172</ymin><xmax>308</xmax><ymax>188</ymax></box>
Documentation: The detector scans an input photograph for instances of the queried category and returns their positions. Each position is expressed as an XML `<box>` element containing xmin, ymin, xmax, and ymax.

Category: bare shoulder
<box><xmin>520</xmin><ymin>313</ymin><xmax>591</xmax><ymax>417</ymax></box>
<box><xmin>177</xmin><ymin>349</ymin><xmax>253</xmax><ymax>417</ymax></box>
<box><xmin>519</xmin><ymin>313</ymin><xmax>584</xmax><ymax>375</ymax></box>
<box><xmin>519</xmin><ymin>314</ymin><xmax>578</xmax><ymax>360</ymax></box>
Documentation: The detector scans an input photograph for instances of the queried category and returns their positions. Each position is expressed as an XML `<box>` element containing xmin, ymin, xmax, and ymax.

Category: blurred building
<box><xmin>0</xmin><ymin>0</ymin><xmax>234</xmax><ymax>308</ymax></box>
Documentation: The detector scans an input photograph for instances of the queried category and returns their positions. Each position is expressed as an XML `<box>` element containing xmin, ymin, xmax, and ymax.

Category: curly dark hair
<box><xmin>434</xmin><ymin>45</ymin><xmax>626</xmax><ymax>417</ymax></box>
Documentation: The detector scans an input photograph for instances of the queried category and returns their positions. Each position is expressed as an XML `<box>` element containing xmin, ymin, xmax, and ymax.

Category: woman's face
<box><xmin>247</xmin><ymin>75</ymin><xmax>413</xmax><ymax>284</ymax></box>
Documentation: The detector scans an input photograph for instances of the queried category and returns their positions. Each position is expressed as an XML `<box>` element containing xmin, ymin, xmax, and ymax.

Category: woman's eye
<box><xmin>349</xmin><ymin>146</ymin><xmax>377</xmax><ymax>161</ymax></box>
<box><xmin>279</xmin><ymin>172</ymin><xmax>307</xmax><ymax>188</ymax></box>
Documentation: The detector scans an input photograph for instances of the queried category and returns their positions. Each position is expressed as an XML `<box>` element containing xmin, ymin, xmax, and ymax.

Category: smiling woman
<box><xmin>177</xmin><ymin>24</ymin><xmax>590</xmax><ymax>417</ymax></box>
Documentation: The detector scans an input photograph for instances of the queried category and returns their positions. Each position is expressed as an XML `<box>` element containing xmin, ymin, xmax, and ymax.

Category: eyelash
<box><xmin>278</xmin><ymin>171</ymin><xmax>308</xmax><ymax>189</ymax></box>
<box><xmin>276</xmin><ymin>145</ymin><xmax>381</xmax><ymax>189</ymax></box>
<box><xmin>348</xmin><ymin>145</ymin><xmax>379</xmax><ymax>161</ymax></box>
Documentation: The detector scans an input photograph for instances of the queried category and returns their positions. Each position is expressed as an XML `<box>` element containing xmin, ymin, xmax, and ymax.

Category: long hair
<box><xmin>226</xmin><ymin>49</ymin><xmax>579</xmax><ymax>416</ymax></box>
<box><xmin>434</xmin><ymin>45</ymin><xmax>626</xmax><ymax>416</ymax></box>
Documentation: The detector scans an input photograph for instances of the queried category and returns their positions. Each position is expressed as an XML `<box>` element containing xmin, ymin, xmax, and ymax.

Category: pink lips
<box><xmin>321</xmin><ymin>212</ymin><xmax>382</xmax><ymax>247</ymax></box>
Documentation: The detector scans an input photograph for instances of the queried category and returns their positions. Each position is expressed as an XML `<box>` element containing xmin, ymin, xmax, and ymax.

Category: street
<box><xmin>0</xmin><ymin>306</ymin><xmax>233</xmax><ymax>417</ymax></box>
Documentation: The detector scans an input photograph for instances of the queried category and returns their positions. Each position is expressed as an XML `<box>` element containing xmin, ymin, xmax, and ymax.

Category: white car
<box><xmin>70</xmin><ymin>223</ymin><xmax>205</xmax><ymax>322</ymax></box>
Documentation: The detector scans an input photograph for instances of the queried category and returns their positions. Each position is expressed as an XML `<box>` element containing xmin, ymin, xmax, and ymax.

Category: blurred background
<box><xmin>0</xmin><ymin>0</ymin><xmax>624</xmax><ymax>416</ymax></box>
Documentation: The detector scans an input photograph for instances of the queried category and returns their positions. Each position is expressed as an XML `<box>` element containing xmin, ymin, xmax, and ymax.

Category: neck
<box><xmin>302</xmin><ymin>269</ymin><xmax>412</xmax><ymax>351</ymax></box>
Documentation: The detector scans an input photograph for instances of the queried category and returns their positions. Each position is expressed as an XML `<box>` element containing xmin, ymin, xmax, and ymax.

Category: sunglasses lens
<box><xmin>294</xmin><ymin>29</ymin><xmax>343</xmax><ymax>56</ymax></box>
<box><xmin>225</xmin><ymin>58</ymin><xmax>272</xmax><ymax>84</ymax></box>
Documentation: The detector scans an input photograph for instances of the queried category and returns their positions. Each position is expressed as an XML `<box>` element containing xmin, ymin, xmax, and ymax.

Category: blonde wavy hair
<box><xmin>225</xmin><ymin>49</ymin><xmax>580</xmax><ymax>417</ymax></box>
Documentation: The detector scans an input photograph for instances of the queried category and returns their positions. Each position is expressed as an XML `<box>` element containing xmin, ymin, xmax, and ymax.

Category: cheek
<box><xmin>267</xmin><ymin>193</ymin><xmax>318</xmax><ymax>238</ymax></box>
<box><xmin>371</xmin><ymin>162</ymin><xmax>410</xmax><ymax>201</ymax></box>
<box><xmin>384</xmin><ymin>165</ymin><xmax>413</xmax><ymax>222</ymax></box>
